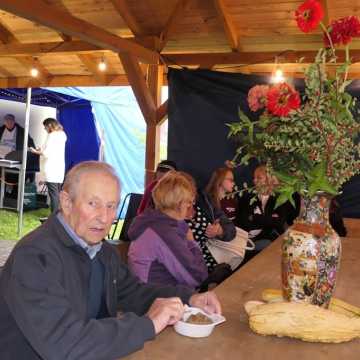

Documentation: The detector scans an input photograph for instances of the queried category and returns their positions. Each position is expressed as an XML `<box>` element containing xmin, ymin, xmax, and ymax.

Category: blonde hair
<box><xmin>43</xmin><ymin>118</ymin><xmax>63</xmax><ymax>132</ymax></box>
<box><xmin>152</xmin><ymin>171</ymin><xmax>196</xmax><ymax>211</ymax></box>
<box><xmin>62</xmin><ymin>161</ymin><xmax>120</xmax><ymax>200</ymax></box>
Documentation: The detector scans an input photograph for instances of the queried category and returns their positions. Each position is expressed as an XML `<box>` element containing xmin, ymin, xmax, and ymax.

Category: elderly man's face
<box><xmin>4</xmin><ymin>118</ymin><xmax>15</xmax><ymax>130</ymax></box>
<box><xmin>60</xmin><ymin>172</ymin><xmax>120</xmax><ymax>245</ymax></box>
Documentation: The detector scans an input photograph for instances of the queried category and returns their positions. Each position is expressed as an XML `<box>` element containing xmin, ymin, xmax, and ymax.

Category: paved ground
<box><xmin>0</xmin><ymin>240</ymin><xmax>16</xmax><ymax>267</ymax></box>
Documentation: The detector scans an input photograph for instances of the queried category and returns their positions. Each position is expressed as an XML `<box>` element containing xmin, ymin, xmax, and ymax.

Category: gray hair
<box><xmin>62</xmin><ymin>161</ymin><xmax>121</xmax><ymax>200</ymax></box>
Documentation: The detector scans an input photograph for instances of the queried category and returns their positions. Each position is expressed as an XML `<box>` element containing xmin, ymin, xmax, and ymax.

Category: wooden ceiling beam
<box><xmin>119</xmin><ymin>53</ymin><xmax>157</xmax><ymax>124</ymax></box>
<box><xmin>164</xmin><ymin>50</ymin><xmax>360</xmax><ymax>66</ymax></box>
<box><xmin>0</xmin><ymin>21</ymin><xmax>17</xmax><ymax>44</ymax></box>
<box><xmin>0</xmin><ymin>0</ymin><xmax>159</xmax><ymax>64</ymax></box>
<box><xmin>159</xmin><ymin>0</ymin><xmax>191</xmax><ymax>51</ymax></box>
<box><xmin>157</xmin><ymin>100</ymin><xmax>168</xmax><ymax>125</ymax></box>
<box><xmin>110</xmin><ymin>0</ymin><xmax>144</xmax><ymax>36</ymax></box>
<box><xmin>0</xmin><ymin>74</ymin><xmax>129</xmax><ymax>88</ymax></box>
<box><xmin>78</xmin><ymin>54</ymin><xmax>108</xmax><ymax>85</ymax></box>
<box><xmin>213</xmin><ymin>0</ymin><xmax>238</xmax><ymax>51</ymax></box>
<box><xmin>0</xmin><ymin>38</ymin><xmax>160</xmax><ymax>57</ymax></box>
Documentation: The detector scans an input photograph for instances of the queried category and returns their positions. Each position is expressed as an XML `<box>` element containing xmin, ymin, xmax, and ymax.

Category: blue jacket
<box><xmin>128</xmin><ymin>208</ymin><xmax>208</xmax><ymax>289</ymax></box>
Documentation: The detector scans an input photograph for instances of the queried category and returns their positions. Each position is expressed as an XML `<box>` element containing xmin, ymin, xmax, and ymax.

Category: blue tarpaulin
<box><xmin>47</xmin><ymin>87</ymin><xmax>146</xmax><ymax>201</ymax></box>
<box><xmin>0</xmin><ymin>87</ymin><xmax>147</xmax><ymax>211</ymax></box>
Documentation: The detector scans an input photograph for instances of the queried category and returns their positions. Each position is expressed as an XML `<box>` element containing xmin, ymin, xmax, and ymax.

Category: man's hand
<box><xmin>147</xmin><ymin>297</ymin><xmax>184</xmax><ymax>334</ymax></box>
<box><xmin>189</xmin><ymin>291</ymin><xmax>222</xmax><ymax>315</ymax></box>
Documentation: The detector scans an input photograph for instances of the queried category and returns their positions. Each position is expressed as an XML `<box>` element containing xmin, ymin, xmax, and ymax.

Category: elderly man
<box><xmin>0</xmin><ymin>113</ymin><xmax>35</xmax><ymax>158</ymax></box>
<box><xmin>0</xmin><ymin>161</ymin><xmax>221</xmax><ymax>360</ymax></box>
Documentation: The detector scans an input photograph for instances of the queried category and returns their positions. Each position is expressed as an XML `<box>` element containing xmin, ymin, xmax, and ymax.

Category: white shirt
<box><xmin>0</xmin><ymin>127</ymin><xmax>17</xmax><ymax>158</ymax></box>
<box><xmin>42</xmin><ymin>130</ymin><xmax>67</xmax><ymax>183</ymax></box>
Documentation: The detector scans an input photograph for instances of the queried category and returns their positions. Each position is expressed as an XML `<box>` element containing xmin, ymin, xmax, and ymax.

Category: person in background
<box><xmin>128</xmin><ymin>171</ymin><xmax>208</xmax><ymax>290</ymax></box>
<box><xmin>188</xmin><ymin>169</ymin><xmax>236</xmax><ymax>273</ymax></box>
<box><xmin>236</xmin><ymin>164</ymin><xmax>290</xmax><ymax>252</ymax></box>
<box><xmin>30</xmin><ymin>118</ymin><xmax>67</xmax><ymax>213</ymax></box>
<box><xmin>137</xmin><ymin>159</ymin><xmax>177</xmax><ymax>215</ymax></box>
<box><xmin>0</xmin><ymin>113</ymin><xmax>35</xmax><ymax>158</ymax></box>
<box><xmin>0</xmin><ymin>161</ymin><xmax>221</xmax><ymax>360</ymax></box>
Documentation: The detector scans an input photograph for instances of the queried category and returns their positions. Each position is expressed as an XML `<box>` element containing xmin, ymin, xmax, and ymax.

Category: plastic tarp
<box><xmin>47</xmin><ymin>87</ymin><xmax>146</xmax><ymax>203</ymax></box>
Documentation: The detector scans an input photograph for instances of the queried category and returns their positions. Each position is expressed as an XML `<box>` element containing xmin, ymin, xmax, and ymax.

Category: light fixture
<box><xmin>30</xmin><ymin>67</ymin><xmax>39</xmax><ymax>77</ymax></box>
<box><xmin>98</xmin><ymin>58</ymin><xmax>107</xmax><ymax>71</ymax></box>
<box><xmin>272</xmin><ymin>68</ymin><xmax>285</xmax><ymax>83</ymax></box>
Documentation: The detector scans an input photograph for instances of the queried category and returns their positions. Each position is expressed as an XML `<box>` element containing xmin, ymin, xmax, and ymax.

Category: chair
<box><xmin>110</xmin><ymin>193</ymin><xmax>143</xmax><ymax>241</ymax></box>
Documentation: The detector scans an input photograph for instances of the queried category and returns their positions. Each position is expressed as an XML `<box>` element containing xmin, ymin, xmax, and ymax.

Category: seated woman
<box><xmin>128</xmin><ymin>171</ymin><xmax>208</xmax><ymax>290</ymax></box>
<box><xmin>236</xmin><ymin>165</ymin><xmax>291</xmax><ymax>251</ymax></box>
<box><xmin>188</xmin><ymin>168</ymin><xmax>236</xmax><ymax>273</ymax></box>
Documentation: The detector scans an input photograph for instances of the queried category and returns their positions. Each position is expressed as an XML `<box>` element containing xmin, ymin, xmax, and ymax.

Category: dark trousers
<box><xmin>46</xmin><ymin>182</ymin><xmax>62</xmax><ymax>213</ymax></box>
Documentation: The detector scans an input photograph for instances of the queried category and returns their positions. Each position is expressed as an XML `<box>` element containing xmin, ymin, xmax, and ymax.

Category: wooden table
<box><xmin>124</xmin><ymin>236</ymin><xmax>360</xmax><ymax>360</ymax></box>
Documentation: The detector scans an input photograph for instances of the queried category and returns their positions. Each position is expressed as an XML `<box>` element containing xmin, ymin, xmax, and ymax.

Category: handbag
<box><xmin>207</xmin><ymin>227</ymin><xmax>255</xmax><ymax>270</ymax></box>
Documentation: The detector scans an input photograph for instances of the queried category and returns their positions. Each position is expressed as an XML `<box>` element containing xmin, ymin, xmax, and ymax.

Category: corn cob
<box><xmin>261</xmin><ymin>288</ymin><xmax>360</xmax><ymax>318</ymax></box>
<box><xmin>245</xmin><ymin>301</ymin><xmax>360</xmax><ymax>343</ymax></box>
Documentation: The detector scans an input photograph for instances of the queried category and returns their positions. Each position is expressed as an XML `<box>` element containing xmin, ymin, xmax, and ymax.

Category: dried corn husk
<box><xmin>245</xmin><ymin>301</ymin><xmax>360</xmax><ymax>343</ymax></box>
<box><xmin>261</xmin><ymin>288</ymin><xmax>360</xmax><ymax>318</ymax></box>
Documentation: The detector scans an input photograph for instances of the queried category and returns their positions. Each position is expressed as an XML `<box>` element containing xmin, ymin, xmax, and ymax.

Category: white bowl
<box><xmin>174</xmin><ymin>307</ymin><xmax>226</xmax><ymax>338</ymax></box>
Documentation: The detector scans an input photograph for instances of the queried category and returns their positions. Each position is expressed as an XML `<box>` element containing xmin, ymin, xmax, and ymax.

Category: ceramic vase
<box><xmin>281</xmin><ymin>192</ymin><xmax>341</xmax><ymax>308</ymax></box>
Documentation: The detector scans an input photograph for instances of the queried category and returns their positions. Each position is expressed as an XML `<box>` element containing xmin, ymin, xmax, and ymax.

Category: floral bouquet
<box><xmin>229</xmin><ymin>0</ymin><xmax>360</xmax><ymax>208</ymax></box>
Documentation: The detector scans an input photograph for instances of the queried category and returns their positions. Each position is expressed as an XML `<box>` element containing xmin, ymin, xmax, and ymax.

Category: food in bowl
<box><xmin>174</xmin><ymin>307</ymin><xmax>226</xmax><ymax>338</ymax></box>
<box><xmin>186</xmin><ymin>313</ymin><xmax>213</xmax><ymax>325</ymax></box>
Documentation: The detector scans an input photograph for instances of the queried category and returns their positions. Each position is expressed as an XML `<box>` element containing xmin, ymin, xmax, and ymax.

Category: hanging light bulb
<box><xmin>272</xmin><ymin>68</ymin><xmax>285</xmax><ymax>83</ymax></box>
<box><xmin>98</xmin><ymin>58</ymin><xmax>107</xmax><ymax>71</ymax></box>
<box><xmin>30</xmin><ymin>67</ymin><xmax>39</xmax><ymax>77</ymax></box>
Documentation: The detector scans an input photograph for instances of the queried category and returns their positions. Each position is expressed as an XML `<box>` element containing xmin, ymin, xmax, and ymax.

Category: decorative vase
<box><xmin>281</xmin><ymin>192</ymin><xmax>341</xmax><ymax>308</ymax></box>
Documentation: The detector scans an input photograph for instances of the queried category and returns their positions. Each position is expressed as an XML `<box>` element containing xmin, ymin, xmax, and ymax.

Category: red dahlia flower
<box><xmin>267</xmin><ymin>83</ymin><xmax>301</xmax><ymax>117</ymax></box>
<box><xmin>295</xmin><ymin>0</ymin><xmax>324</xmax><ymax>33</ymax></box>
<box><xmin>324</xmin><ymin>16</ymin><xmax>360</xmax><ymax>47</ymax></box>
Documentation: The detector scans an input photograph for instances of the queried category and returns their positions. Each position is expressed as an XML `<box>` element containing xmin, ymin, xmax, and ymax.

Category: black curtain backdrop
<box><xmin>167</xmin><ymin>67</ymin><xmax>360</xmax><ymax>218</ymax></box>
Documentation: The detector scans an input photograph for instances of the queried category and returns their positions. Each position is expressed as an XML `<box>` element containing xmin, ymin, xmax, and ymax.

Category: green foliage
<box><xmin>229</xmin><ymin>48</ymin><xmax>360</xmax><ymax>204</ymax></box>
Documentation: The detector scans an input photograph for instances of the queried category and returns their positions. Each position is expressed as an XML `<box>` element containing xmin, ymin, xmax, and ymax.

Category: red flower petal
<box><xmin>267</xmin><ymin>83</ymin><xmax>301</xmax><ymax>117</ymax></box>
<box><xmin>295</xmin><ymin>0</ymin><xmax>324</xmax><ymax>33</ymax></box>
<box><xmin>324</xmin><ymin>16</ymin><xmax>360</xmax><ymax>47</ymax></box>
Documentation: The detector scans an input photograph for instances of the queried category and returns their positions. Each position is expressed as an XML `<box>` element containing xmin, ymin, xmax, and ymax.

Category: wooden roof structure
<box><xmin>0</xmin><ymin>0</ymin><xmax>359</xmax><ymax>181</ymax></box>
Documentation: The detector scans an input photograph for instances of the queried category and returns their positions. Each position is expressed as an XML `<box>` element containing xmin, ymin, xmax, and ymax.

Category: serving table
<box><xmin>124</xmin><ymin>236</ymin><xmax>360</xmax><ymax>360</ymax></box>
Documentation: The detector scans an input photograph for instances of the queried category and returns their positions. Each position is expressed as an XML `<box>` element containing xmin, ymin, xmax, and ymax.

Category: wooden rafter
<box><xmin>78</xmin><ymin>54</ymin><xmax>108</xmax><ymax>85</ymax></box>
<box><xmin>214</xmin><ymin>0</ymin><xmax>238</xmax><ymax>51</ymax></box>
<box><xmin>159</xmin><ymin>0</ymin><xmax>191</xmax><ymax>51</ymax></box>
<box><xmin>0</xmin><ymin>0</ymin><xmax>159</xmax><ymax>64</ymax></box>
<box><xmin>0</xmin><ymin>21</ymin><xmax>16</xmax><ymax>44</ymax></box>
<box><xmin>119</xmin><ymin>53</ymin><xmax>157</xmax><ymax>123</ymax></box>
<box><xmin>0</xmin><ymin>64</ymin><xmax>15</xmax><ymax>77</ymax></box>
<box><xmin>0</xmin><ymin>19</ymin><xmax>52</xmax><ymax>80</ymax></box>
<box><xmin>157</xmin><ymin>100</ymin><xmax>168</xmax><ymax>125</ymax></box>
<box><xmin>164</xmin><ymin>50</ymin><xmax>360</xmax><ymax>66</ymax></box>
<box><xmin>110</xmin><ymin>0</ymin><xmax>144</xmax><ymax>36</ymax></box>
<box><xmin>0</xmin><ymin>74</ymin><xmax>128</xmax><ymax>88</ymax></box>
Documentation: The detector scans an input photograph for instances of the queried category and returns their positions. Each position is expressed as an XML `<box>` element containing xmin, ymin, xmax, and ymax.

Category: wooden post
<box><xmin>145</xmin><ymin>64</ymin><xmax>163</xmax><ymax>185</ymax></box>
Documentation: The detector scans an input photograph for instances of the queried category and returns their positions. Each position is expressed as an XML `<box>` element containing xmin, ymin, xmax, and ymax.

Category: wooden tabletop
<box><xmin>124</xmin><ymin>236</ymin><xmax>360</xmax><ymax>360</ymax></box>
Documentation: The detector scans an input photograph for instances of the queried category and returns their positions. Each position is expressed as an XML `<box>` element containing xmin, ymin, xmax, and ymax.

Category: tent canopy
<box><xmin>0</xmin><ymin>86</ymin><xmax>147</xmax><ymax>205</ymax></box>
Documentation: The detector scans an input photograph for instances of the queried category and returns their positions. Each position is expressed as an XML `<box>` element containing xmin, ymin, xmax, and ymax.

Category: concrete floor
<box><xmin>0</xmin><ymin>240</ymin><xmax>15</xmax><ymax>267</ymax></box>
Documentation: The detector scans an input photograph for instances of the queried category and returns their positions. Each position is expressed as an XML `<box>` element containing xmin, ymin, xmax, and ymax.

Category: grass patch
<box><xmin>0</xmin><ymin>209</ymin><xmax>124</xmax><ymax>242</ymax></box>
<box><xmin>0</xmin><ymin>208</ymin><xmax>50</xmax><ymax>241</ymax></box>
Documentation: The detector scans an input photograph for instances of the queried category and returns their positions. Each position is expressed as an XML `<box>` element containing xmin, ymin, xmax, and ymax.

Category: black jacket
<box><xmin>0</xmin><ymin>123</ymin><xmax>35</xmax><ymax>152</ymax></box>
<box><xmin>195</xmin><ymin>190</ymin><xmax>236</xmax><ymax>242</ymax></box>
<box><xmin>236</xmin><ymin>192</ymin><xmax>293</xmax><ymax>241</ymax></box>
<box><xmin>0</xmin><ymin>215</ymin><xmax>193</xmax><ymax>360</ymax></box>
